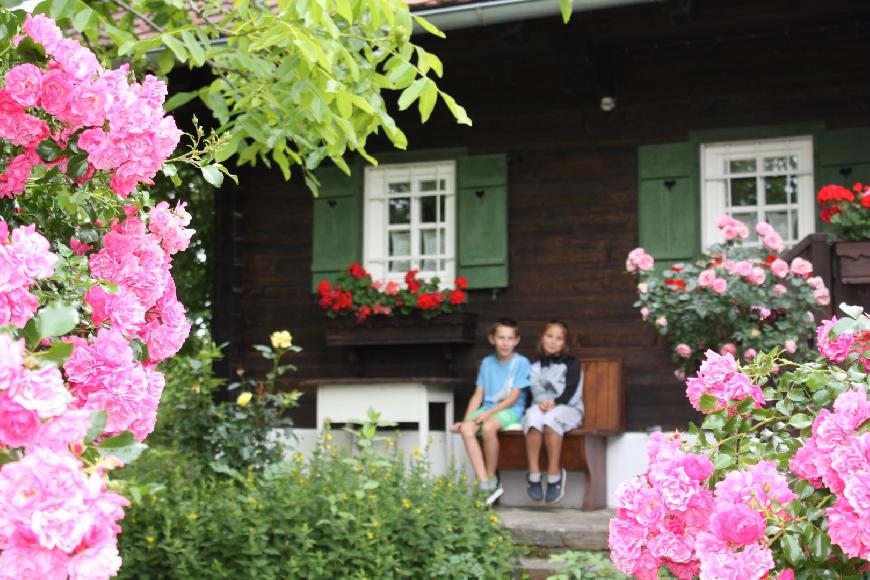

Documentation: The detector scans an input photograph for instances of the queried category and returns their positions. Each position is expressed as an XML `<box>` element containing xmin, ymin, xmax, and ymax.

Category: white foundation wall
<box><xmin>274</xmin><ymin>429</ymin><xmax>651</xmax><ymax>509</ymax></box>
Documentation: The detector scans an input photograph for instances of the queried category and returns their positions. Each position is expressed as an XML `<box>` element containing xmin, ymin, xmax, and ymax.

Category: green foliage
<box><xmin>36</xmin><ymin>0</ymin><xmax>473</xmax><ymax>192</ymax></box>
<box><xmin>548</xmin><ymin>550</ymin><xmax>629</xmax><ymax>579</ymax></box>
<box><xmin>118</xmin><ymin>413</ymin><xmax>520</xmax><ymax>579</ymax></box>
<box><xmin>150</xmin><ymin>337</ymin><xmax>300</xmax><ymax>472</ymax></box>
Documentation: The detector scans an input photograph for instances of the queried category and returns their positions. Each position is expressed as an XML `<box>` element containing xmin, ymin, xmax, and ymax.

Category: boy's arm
<box><xmin>473</xmin><ymin>388</ymin><xmax>521</xmax><ymax>423</ymax></box>
<box><xmin>463</xmin><ymin>387</ymin><xmax>484</xmax><ymax>419</ymax></box>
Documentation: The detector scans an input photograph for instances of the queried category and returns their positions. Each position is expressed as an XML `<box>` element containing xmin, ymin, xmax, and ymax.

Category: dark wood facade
<box><xmin>213</xmin><ymin>0</ymin><xmax>870</xmax><ymax>431</ymax></box>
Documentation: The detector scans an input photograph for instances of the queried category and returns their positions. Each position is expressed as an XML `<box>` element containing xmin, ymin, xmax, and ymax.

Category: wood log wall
<box><xmin>214</xmin><ymin>0</ymin><xmax>870</xmax><ymax>430</ymax></box>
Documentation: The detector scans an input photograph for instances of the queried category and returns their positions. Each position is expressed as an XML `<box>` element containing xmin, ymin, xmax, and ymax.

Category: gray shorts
<box><xmin>522</xmin><ymin>404</ymin><xmax>583</xmax><ymax>436</ymax></box>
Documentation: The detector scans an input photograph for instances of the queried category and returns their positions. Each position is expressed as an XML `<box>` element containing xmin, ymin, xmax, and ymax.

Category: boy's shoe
<box><xmin>545</xmin><ymin>469</ymin><xmax>567</xmax><ymax>505</ymax></box>
<box><xmin>526</xmin><ymin>475</ymin><xmax>543</xmax><ymax>502</ymax></box>
<box><xmin>485</xmin><ymin>479</ymin><xmax>504</xmax><ymax>506</ymax></box>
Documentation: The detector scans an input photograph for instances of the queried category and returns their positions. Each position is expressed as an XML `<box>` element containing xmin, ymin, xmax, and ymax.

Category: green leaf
<box><xmin>712</xmin><ymin>452</ymin><xmax>733</xmax><ymax>470</ymax></box>
<box><xmin>559</xmin><ymin>0</ymin><xmax>572</xmax><ymax>23</ymax></box>
<box><xmin>49</xmin><ymin>0</ymin><xmax>75</xmax><ymax>20</ymax></box>
<box><xmin>35</xmin><ymin>301</ymin><xmax>79</xmax><ymax>339</ymax></box>
<box><xmin>701</xmin><ymin>413</ymin><xmax>725</xmax><ymax>431</ymax></box>
<box><xmin>39</xmin><ymin>341</ymin><xmax>74</xmax><ymax>366</ymax></box>
<box><xmin>809</xmin><ymin>530</ymin><xmax>832</xmax><ymax>562</ymax></box>
<box><xmin>699</xmin><ymin>393</ymin><xmax>720</xmax><ymax>412</ymax></box>
<box><xmin>441</xmin><ymin>92</ymin><xmax>472</xmax><ymax>126</ymax></box>
<box><xmin>130</xmin><ymin>338</ymin><xmax>149</xmax><ymax>362</ymax></box>
<box><xmin>788</xmin><ymin>413</ymin><xmax>813</xmax><ymax>429</ymax></box>
<box><xmin>417</xmin><ymin>79</ymin><xmax>437</xmax><ymax>122</ymax></box>
<box><xmin>335</xmin><ymin>0</ymin><xmax>353</xmax><ymax>23</ymax></box>
<box><xmin>201</xmin><ymin>165</ymin><xmax>224</xmax><ymax>188</ymax></box>
<box><xmin>161</xmin><ymin>33</ymin><xmax>188</xmax><ymax>62</ymax></box>
<box><xmin>163</xmin><ymin>90</ymin><xmax>198</xmax><ymax>112</ymax></box>
<box><xmin>781</xmin><ymin>533</ymin><xmax>805</xmax><ymax>566</ymax></box>
<box><xmin>67</xmin><ymin>154</ymin><xmax>88</xmax><ymax>179</ymax></box>
<box><xmin>181</xmin><ymin>30</ymin><xmax>205</xmax><ymax>67</ymax></box>
<box><xmin>85</xmin><ymin>410</ymin><xmax>107</xmax><ymax>443</ymax></box>
<box><xmin>98</xmin><ymin>431</ymin><xmax>147</xmax><ymax>463</ymax></box>
<box><xmin>397</xmin><ymin>77</ymin><xmax>427</xmax><ymax>111</ymax></box>
<box><xmin>36</xmin><ymin>139</ymin><xmax>63</xmax><ymax>162</ymax></box>
<box><xmin>72</xmin><ymin>7</ymin><xmax>96</xmax><ymax>32</ymax></box>
<box><xmin>412</xmin><ymin>14</ymin><xmax>445</xmax><ymax>38</ymax></box>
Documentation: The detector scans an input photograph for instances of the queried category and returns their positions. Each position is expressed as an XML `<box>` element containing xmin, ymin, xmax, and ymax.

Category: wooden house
<box><xmin>208</xmin><ymin>0</ymin><xmax>870</xmax><ymax>501</ymax></box>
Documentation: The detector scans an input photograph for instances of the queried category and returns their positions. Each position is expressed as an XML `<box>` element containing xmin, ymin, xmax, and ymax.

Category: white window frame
<box><xmin>363</xmin><ymin>161</ymin><xmax>456</xmax><ymax>284</ymax></box>
<box><xmin>700</xmin><ymin>136</ymin><xmax>815</xmax><ymax>249</ymax></box>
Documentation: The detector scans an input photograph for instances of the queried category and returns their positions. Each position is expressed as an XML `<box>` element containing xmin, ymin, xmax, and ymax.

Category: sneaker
<box><xmin>545</xmin><ymin>469</ymin><xmax>567</xmax><ymax>505</ymax></box>
<box><xmin>486</xmin><ymin>480</ymin><xmax>504</xmax><ymax>506</ymax></box>
<box><xmin>526</xmin><ymin>475</ymin><xmax>543</xmax><ymax>502</ymax></box>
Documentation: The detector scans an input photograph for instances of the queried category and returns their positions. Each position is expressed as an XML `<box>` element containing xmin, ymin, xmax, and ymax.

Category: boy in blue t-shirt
<box><xmin>450</xmin><ymin>317</ymin><xmax>530</xmax><ymax>504</ymax></box>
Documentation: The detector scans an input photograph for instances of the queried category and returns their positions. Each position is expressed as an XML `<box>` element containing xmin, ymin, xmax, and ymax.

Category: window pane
<box><xmin>420</xmin><ymin>196</ymin><xmax>438</xmax><ymax>223</ymax></box>
<box><xmin>765</xmin><ymin>211</ymin><xmax>789</xmax><ymax>239</ymax></box>
<box><xmin>764</xmin><ymin>176</ymin><xmax>788</xmax><ymax>205</ymax></box>
<box><xmin>440</xmin><ymin>196</ymin><xmax>445</xmax><ymax>222</ymax></box>
<box><xmin>729</xmin><ymin>159</ymin><xmax>756</xmax><ymax>174</ymax></box>
<box><xmin>791</xmin><ymin>210</ymin><xmax>799</xmax><ymax>240</ymax></box>
<box><xmin>388</xmin><ymin>259</ymin><xmax>410</xmax><ymax>272</ymax></box>
<box><xmin>389</xmin><ymin>182</ymin><xmax>410</xmax><ymax>194</ymax></box>
<box><xmin>419</xmin><ymin>179</ymin><xmax>438</xmax><ymax>192</ymax></box>
<box><xmin>439</xmin><ymin>179</ymin><xmax>446</xmax><ymax>190</ymax></box>
<box><xmin>730</xmin><ymin>178</ymin><xmax>757</xmax><ymax>206</ymax></box>
<box><xmin>763</xmin><ymin>156</ymin><xmax>797</xmax><ymax>172</ymax></box>
<box><xmin>732</xmin><ymin>212</ymin><xmax>757</xmax><ymax>240</ymax></box>
<box><xmin>420</xmin><ymin>229</ymin><xmax>438</xmax><ymax>256</ymax></box>
<box><xmin>421</xmin><ymin>259</ymin><xmax>438</xmax><ymax>271</ymax></box>
<box><xmin>788</xmin><ymin>176</ymin><xmax>797</xmax><ymax>204</ymax></box>
<box><xmin>389</xmin><ymin>198</ymin><xmax>410</xmax><ymax>224</ymax></box>
<box><xmin>389</xmin><ymin>231</ymin><xmax>409</xmax><ymax>257</ymax></box>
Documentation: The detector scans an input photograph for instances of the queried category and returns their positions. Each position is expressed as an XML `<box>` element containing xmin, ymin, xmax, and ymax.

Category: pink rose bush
<box><xmin>0</xmin><ymin>15</ymin><xmax>195</xmax><ymax>579</ymax></box>
<box><xmin>628</xmin><ymin>215</ymin><xmax>827</xmax><ymax>375</ymax></box>
<box><xmin>612</xmin><ymin>308</ymin><xmax>870</xmax><ymax>577</ymax></box>
<box><xmin>1</xmin><ymin>14</ymin><xmax>181</xmax><ymax>198</ymax></box>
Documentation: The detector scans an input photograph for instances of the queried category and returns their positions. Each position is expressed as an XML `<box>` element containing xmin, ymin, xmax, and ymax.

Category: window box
<box><xmin>834</xmin><ymin>240</ymin><xmax>870</xmax><ymax>284</ymax></box>
<box><xmin>324</xmin><ymin>311</ymin><xmax>478</xmax><ymax>346</ymax></box>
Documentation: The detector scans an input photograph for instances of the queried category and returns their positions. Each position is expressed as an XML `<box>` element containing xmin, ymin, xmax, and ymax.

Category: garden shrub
<box><xmin>118</xmin><ymin>416</ymin><xmax>520</xmax><ymax>579</ymax></box>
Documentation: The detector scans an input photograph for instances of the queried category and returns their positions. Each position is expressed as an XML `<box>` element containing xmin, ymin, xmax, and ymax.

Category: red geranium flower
<box><xmin>318</xmin><ymin>279</ymin><xmax>332</xmax><ymax>296</ymax></box>
<box><xmin>671</xmin><ymin>265</ymin><xmax>684</xmax><ymax>273</ymax></box>
<box><xmin>664</xmin><ymin>278</ymin><xmax>686</xmax><ymax>291</ymax></box>
<box><xmin>349</xmin><ymin>263</ymin><xmax>367</xmax><ymax>279</ymax></box>
<box><xmin>449</xmin><ymin>289</ymin><xmax>465</xmax><ymax>305</ymax></box>
<box><xmin>455</xmin><ymin>276</ymin><xmax>468</xmax><ymax>290</ymax></box>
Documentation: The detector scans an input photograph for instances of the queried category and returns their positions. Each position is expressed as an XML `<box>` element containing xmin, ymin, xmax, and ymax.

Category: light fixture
<box><xmin>600</xmin><ymin>96</ymin><xmax>616</xmax><ymax>112</ymax></box>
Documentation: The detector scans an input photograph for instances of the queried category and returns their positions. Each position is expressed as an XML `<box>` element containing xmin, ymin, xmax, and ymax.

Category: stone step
<box><xmin>496</xmin><ymin>506</ymin><xmax>614</xmax><ymax>552</ymax></box>
<box><xmin>519</xmin><ymin>557</ymin><xmax>569</xmax><ymax>580</ymax></box>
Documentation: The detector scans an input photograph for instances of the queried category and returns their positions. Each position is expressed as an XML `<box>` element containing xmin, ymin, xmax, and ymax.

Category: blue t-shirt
<box><xmin>476</xmin><ymin>353</ymin><xmax>530</xmax><ymax>417</ymax></box>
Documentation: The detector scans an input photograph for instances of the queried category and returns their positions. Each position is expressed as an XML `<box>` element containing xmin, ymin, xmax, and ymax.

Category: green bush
<box><xmin>118</xmin><ymin>417</ymin><xmax>520</xmax><ymax>579</ymax></box>
<box><xmin>548</xmin><ymin>551</ymin><xmax>629</xmax><ymax>579</ymax></box>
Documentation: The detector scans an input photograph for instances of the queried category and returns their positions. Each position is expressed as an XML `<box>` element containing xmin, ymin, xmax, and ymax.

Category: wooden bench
<box><xmin>497</xmin><ymin>358</ymin><xmax>626</xmax><ymax>510</ymax></box>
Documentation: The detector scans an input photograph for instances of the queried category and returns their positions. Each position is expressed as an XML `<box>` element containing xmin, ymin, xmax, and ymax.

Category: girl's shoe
<box><xmin>485</xmin><ymin>480</ymin><xmax>504</xmax><ymax>506</ymax></box>
<box><xmin>545</xmin><ymin>469</ymin><xmax>567</xmax><ymax>505</ymax></box>
<box><xmin>526</xmin><ymin>475</ymin><xmax>543</xmax><ymax>502</ymax></box>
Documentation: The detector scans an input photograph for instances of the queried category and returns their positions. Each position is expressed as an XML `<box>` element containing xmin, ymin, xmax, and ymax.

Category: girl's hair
<box><xmin>537</xmin><ymin>320</ymin><xmax>570</xmax><ymax>356</ymax></box>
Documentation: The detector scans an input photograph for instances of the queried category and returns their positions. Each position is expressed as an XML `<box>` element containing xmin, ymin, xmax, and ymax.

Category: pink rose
<box><xmin>675</xmin><ymin>343</ymin><xmax>692</xmax><ymax>358</ymax></box>
<box><xmin>656</xmin><ymin>316</ymin><xmax>667</xmax><ymax>328</ymax></box>
<box><xmin>710</xmin><ymin>503</ymin><xmax>766</xmax><ymax>546</ymax></box>
<box><xmin>784</xmin><ymin>340</ymin><xmax>797</xmax><ymax>354</ymax></box>
<box><xmin>638</xmin><ymin>254</ymin><xmax>654</xmax><ymax>271</ymax></box>
<box><xmin>743</xmin><ymin>348</ymin><xmax>757</xmax><ymax>362</ymax></box>
<box><xmin>748</xmin><ymin>267</ymin><xmax>766</xmax><ymax>285</ymax></box>
<box><xmin>814</xmin><ymin>287</ymin><xmax>831</xmax><ymax>306</ymax></box>
<box><xmin>698</xmin><ymin>269</ymin><xmax>717</xmax><ymax>288</ymax></box>
<box><xmin>735</xmin><ymin>260</ymin><xmax>753</xmax><ymax>277</ymax></box>
<box><xmin>807</xmin><ymin>276</ymin><xmax>825</xmax><ymax>290</ymax></box>
<box><xmin>719</xmin><ymin>343</ymin><xmax>737</xmax><ymax>356</ymax></box>
<box><xmin>770</xmin><ymin>259</ymin><xmax>789</xmax><ymax>278</ymax></box>
<box><xmin>712</xmin><ymin>278</ymin><xmax>728</xmax><ymax>294</ymax></box>
<box><xmin>0</xmin><ymin>394</ymin><xmax>40</xmax><ymax>448</ymax></box>
<box><xmin>773</xmin><ymin>283</ymin><xmax>787</xmax><ymax>295</ymax></box>
<box><xmin>4</xmin><ymin>63</ymin><xmax>42</xmax><ymax>107</ymax></box>
<box><xmin>763</xmin><ymin>232</ymin><xmax>784</xmax><ymax>252</ymax></box>
<box><xmin>640</xmin><ymin>306</ymin><xmax>650</xmax><ymax>321</ymax></box>
<box><xmin>790</xmin><ymin>257</ymin><xmax>813</xmax><ymax>277</ymax></box>
<box><xmin>755</xmin><ymin>221</ymin><xmax>775</xmax><ymax>237</ymax></box>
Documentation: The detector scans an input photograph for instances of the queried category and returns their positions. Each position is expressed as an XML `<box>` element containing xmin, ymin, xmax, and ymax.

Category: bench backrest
<box><xmin>580</xmin><ymin>358</ymin><xmax>625</xmax><ymax>435</ymax></box>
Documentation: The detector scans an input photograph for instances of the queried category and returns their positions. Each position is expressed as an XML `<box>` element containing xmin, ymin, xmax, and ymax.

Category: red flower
<box><xmin>455</xmin><ymin>276</ymin><xmax>468</xmax><ymax>290</ymax></box>
<box><xmin>817</xmin><ymin>184</ymin><xmax>854</xmax><ymax>204</ymax></box>
<box><xmin>405</xmin><ymin>269</ymin><xmax>421</xmax><ymax>293</ymax></box>
<box><xmin>416</xmin><ymin>292</ymin><xmax>436</xmax><ymax>309</ymax></box>
<box><xmin>764</xmin><ymin>254</ymin><xmax>777</xmax><ymax>265</ymax></box>
<box><xmin>318</xmin><ymin>279</ymin><xmax>332</xmax><ymax>296</ymax></box>
<box><xmin>820</xmin><ymin>206</ymin><xmax>841</xmax><ymax>224</ymax></box>
<box><xmin>861</xmin><ymin>194</ymin><xmax>870</xmax><ymax>209</ymax></box>
<box><xmin>854</xmin><ymin>182</ymin><xmax>865</xmax><ymax>193</ymax></box>
<box><xmin>332</xmin><ymin>291</ymin><xmax>353</xmax><ymax>312</ymax></box>
<box><xmin>670</xmin><ymin>265</ymin><xmax>684</xmax><ymax>273</ymax></box>
<box><xmin>349</xmin><ymin>263</ymin><xmax>367</xmax><ymax>279</ymax></box>
<box><xmin>356</xmin><ymin>305</ymin><xmax>372</xmax><ymax>322</ymax></box>
<box><xmin>449</xmin><ymin>289</ymin><xmax>465</xmax><ymax>305</ymax></box>
<box><xmin>664</xmin><ymin>278</ymin><xmax>686</xmax><ymax>291</ymax></box>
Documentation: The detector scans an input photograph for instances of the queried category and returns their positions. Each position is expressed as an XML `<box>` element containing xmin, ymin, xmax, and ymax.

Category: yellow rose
<box><xmin>270</xmin><ymin>330</ymin><xmax>293</xmax><ymax>349</ymax></box>
<box><xmin>236</xmin><ymin>392</ymin><xmax>253</xmax><ymax>406</ymax></box>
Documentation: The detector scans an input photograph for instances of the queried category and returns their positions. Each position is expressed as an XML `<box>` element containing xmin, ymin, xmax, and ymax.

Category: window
<box><xmin>701</xmin><ymin>136</ymin><xmax>815</xmax><ymax>249</ymax></box>
<box><xmin>362</xmin><ymin>161</ymin><xmax>456</xmax><ymax>283</ymax></box>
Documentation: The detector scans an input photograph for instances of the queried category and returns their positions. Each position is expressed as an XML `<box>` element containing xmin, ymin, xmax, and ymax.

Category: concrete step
<box><xmin>496</xmin><ymin>506</ymin><xmax>614</xmax><ymax>552</ymax></box>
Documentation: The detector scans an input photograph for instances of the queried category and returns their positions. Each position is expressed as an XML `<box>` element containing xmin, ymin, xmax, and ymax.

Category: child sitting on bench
<box><xmin>523</xmin><ymin>320</ymin><xmax>584</xmax><ymax>505</ymax></box>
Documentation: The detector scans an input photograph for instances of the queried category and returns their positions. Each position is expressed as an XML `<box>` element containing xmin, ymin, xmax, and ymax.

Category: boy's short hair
<box><xmin>489</xmin><ymin>317</ymin><xmax>520</xmax><ymax>337</ymax></box>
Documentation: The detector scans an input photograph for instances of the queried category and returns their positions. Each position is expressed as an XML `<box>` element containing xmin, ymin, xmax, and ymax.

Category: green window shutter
<box><xmin>815</xmin><ymin>127</ymin><xmax>870</xmax><ymax>233</ymax></box>
<box><xmin>637</xmin><ymin>142</ymin><xmax>699</xmax><ymax>262</ymax></box>
<box><xmin>457</xmin><ymin>154</ymin><xmax>508</xmax><ymax>289</ymax></box>
<box><xmin>310</xmin><ymin>166</ymin><xmax>362</xmax><ymax>291</ymax></box>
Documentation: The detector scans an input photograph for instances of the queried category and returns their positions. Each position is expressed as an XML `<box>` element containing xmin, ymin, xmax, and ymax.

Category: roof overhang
<box><xmin>412</xmin><ymin>0</ymin><xmax>664</xmax><ymax>33</ymax></box>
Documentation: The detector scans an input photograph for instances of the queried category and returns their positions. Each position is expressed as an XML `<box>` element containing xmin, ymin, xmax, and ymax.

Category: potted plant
<box><xmin>817</xmin><ymin>183</ymin><xmax>870</xmax><ymax>283</ymax></box>
<box><xmin>626</xmin><ymin>215</ymin><xmax>829</xmax><ymax>378</ymax></box>
<box><xmin>317</xmin><ymin>264</ymin><xmax>477</xmax><ymax>346</ymax></box>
